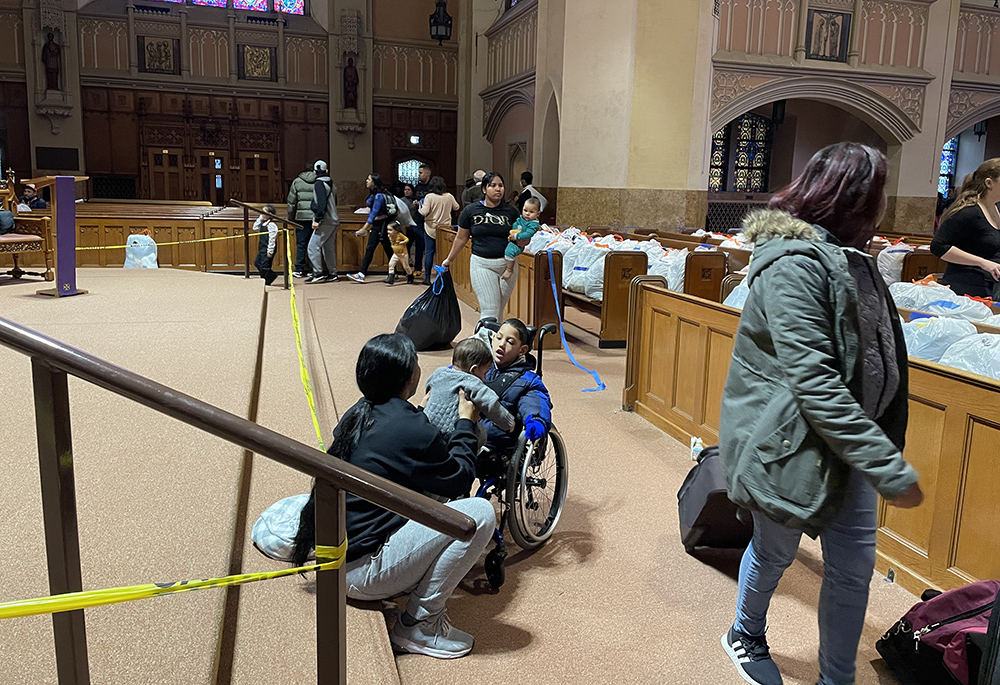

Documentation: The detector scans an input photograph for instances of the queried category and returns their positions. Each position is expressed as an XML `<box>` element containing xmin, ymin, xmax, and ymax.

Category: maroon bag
<box><xmin>877</xmin><ymin>580</ymin><xmax>1000</xmax><ymax>685</ymax></box>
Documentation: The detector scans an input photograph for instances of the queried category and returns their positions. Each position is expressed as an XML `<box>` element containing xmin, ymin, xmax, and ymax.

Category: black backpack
<box><xmin>382</xmin><ymin>193</ymin><xmax>398</xmax><ymax>219</ymax></box>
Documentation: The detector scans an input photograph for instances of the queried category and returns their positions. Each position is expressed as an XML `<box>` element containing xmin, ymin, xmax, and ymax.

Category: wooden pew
<box><xmin>335</xmin><ymin>209</ymin><xmax>390</xmax><ymax>274</ymax></box>
<box><xmin>560</xmin><ymin>250</ymin><xmax>651</xmax><ymax>348</ymax></box>
<box><xmin>623</xmin><ymin>277</ymin><xmax>1000</xmax><ymax>596</ymax></box>
<box><xmin>436</xmin><ymin>226</ymin><xmax>562</xmax><ymax>348</ymax></box>
<box><xmin>0</xmin><ymin>171</ymin><xmax>55</xmax><ymax>279</ymax></box>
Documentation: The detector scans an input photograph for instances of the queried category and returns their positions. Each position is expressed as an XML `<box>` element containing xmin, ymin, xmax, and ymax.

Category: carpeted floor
<box><xmin>297</xmin><ymin>278</ymin><xmax>914</xmax><ymax>685</ymax></box>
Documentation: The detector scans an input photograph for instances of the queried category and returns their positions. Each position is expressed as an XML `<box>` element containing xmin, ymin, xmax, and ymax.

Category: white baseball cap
<box><xmin>314</xmin><ymin>160</ymin><xmax>328</xmax><ymax>173</ymax></box>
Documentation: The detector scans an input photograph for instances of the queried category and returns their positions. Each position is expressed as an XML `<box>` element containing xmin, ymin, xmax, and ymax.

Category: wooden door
<box><xmin>240</xmin><ymin>152</ymin><xmax>276</xmax><ymax>203</ymax></box>
<box><xmin>196</xmin><ymin>150</ymin><xmax>229</xmax><ymax>206</ymax></box>
<box><xmin>148</xmin><ymin>148</ymin><xmax>183</xmax><ymax>200</ymax></box>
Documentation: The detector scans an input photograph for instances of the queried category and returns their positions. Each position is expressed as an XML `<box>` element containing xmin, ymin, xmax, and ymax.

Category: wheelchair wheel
<box><xmin>506</xmin><ymin>426</ymin><xmax>568</xmax><ymax>550</ymax></box>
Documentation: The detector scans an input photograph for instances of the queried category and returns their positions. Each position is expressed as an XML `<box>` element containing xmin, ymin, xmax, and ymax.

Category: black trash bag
<box><xmin>396</xmin><ymin>270</ymin><xmax>462</xmax><ymax>351</ymax></box>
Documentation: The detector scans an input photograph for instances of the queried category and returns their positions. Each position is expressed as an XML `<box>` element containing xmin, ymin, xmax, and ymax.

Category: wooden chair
<box><xmin>0</xmin><ymin>170</ymin><xmax>54</xmax><ymax>281</ymax></box>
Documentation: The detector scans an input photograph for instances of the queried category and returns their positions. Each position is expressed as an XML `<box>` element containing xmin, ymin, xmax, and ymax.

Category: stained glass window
<box><xmin>192</xmin><ymin>0</ymin><xmax>227</xmax><ymax>6</ymax></box>
<box><xmin>233</xmin><ymin>0</ymin><xmax>267</xmax><ymax>8</ymax></box>
<box><xmin>273</xmin><ymin>0</ymin><xmax>304</xmax><ymax>13</ymax></box>
<box><xmin>709</xmin><ymin>126</ymin><xmax>728</xmax><ymax>193</ymax></box>
<box><xmin>938</xmin><ymin>136</ymin><xmax>958</xmax><ymax>196</ymax></box>
<box><xmin>731</xmin><ymin>113</ymin><xmax>771</xmax><ymax>193</ymax></box>
<box><xmin>398</xmin><ymin>159</ymin><xmax>421</xmax><ymax>185</ymax></box>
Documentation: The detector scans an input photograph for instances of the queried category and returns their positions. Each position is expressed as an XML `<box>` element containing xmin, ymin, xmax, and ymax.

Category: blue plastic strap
<box><xmin>547</xmin><ymin>248</ymin><xmax>606</xmax><ymax>393</ymax></box>
<box><xmin>432</xmin><ymin>265</ymin><xmax>446</xmax><ymax>295</ymax></box>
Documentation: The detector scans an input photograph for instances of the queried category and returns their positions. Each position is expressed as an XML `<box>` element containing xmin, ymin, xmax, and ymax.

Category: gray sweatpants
<box><xmin>343</xmin><ymin>498</ymin><xmax>495</xmax><ymax>620</ymax></box>
<box><xmin>470</xmin><ymin>254</ymin><xmax>517</xmax><ymax>322</ymax></box>
<box><xmin>308</xmin><ymin>223</ymin><xmax>339</xmax><ymax>276</ymax></box>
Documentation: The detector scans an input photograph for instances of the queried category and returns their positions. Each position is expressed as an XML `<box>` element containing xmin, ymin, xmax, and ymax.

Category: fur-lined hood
<box><xmin>742</xmin><ymin>209</ymin><xmax>821</xmax><ymax>244</ymax></box>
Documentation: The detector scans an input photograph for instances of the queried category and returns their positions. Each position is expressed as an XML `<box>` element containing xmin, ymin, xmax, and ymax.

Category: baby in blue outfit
<box><xmin>502</xmin><ymin>197</ymin><xmax>542</xmax><ymax>281</ymax></box>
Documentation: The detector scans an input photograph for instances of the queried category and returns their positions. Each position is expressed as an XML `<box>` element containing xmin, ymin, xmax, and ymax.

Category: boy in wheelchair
<box><xmin>476</xmin><ymin>318</ymin><xmax>553</xmax><ymax>478</ymax></box>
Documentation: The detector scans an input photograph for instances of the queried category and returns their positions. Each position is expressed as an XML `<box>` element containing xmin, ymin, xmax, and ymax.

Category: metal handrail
<box><xmin>0</xmin><ymin>317</ymin><xmax>476</xmax><ymax>539</ymax></box>
<box><xmin>228</xmin><ymin>198</ymin><xmax>296</xmax><ymax>289</ymax></box>
<box><xmin>0</xmin><ymin>316</ymin><xmax>477</xmax><ymax>685</ymax></box>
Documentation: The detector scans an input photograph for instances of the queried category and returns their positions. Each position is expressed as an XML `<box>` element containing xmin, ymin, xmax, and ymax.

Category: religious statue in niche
<box><xmin>343</xmin><ymin>57</ymin><xmax>359</xmax><ymax>109</ymax></box>
<box><xmin>41</xmin><ymin>33</ymin><xmax>61</xmax><ymax>91</ymax></box>
<box><xmin>242</xmin><ymin>45</ymin><xmax>273</xmax><ymax>81</ymax></box>
<box><xmin>805</xmin><ymin>9</ymin><xmax>850</xmax><ymax>63</ymax></box>
<box><xmin>146</xmin><ymin>39</ymin><xmax>175</xmax><ymax>73</ymax></box>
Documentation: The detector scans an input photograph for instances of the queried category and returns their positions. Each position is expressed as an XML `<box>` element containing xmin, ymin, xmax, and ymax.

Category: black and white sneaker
<box><xmin>722</xmin><ymin>625</ymin><xmax>783</xmax><ymax>685</ymax></box>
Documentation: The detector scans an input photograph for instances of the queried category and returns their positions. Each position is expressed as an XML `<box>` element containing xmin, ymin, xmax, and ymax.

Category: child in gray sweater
<box><xmin>424</xmin><ymin>337</ymin><xmax>515</xmax><ymax>447</ymax></box>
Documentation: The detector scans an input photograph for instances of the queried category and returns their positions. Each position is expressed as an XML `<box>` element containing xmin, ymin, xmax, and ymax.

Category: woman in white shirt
<box><xmin>417</xmin><ymin>176</ymin><xmax>460</xmax><ymax>284</ymax></box>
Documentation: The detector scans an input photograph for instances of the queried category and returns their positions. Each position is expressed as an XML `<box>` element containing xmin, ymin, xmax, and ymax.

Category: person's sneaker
<box><xmin>292</xmin><ymin>271</ymin><xmax>306</xmax><ymax>279</ymax></box>
<box><xmin>413</xmin><ymin>270</ymin><xmax>423</xmax><ymax>279</ymax></box>
<box><xmin>389</xmin><ymin>613</ymin><xmax>474</xmax><ymax>659</ymax></box>
<box><xmin>305</xmin><ymin>273</ymin><xmax>329</xmax><ymax>284</ymax></box>
<box><xmin>722</xmin><ymin>626</ymin><xmax>783</xmax><ymax>685</ymax></box>
<box><xmin>347</xmin><ymin>272</ymin><xmax>365</xmax><ymax>283</ymax></box>
<box><xmin>264</xmin><ymin>271</ymin><xmax>279</xmax><ymax>286</ymax></box>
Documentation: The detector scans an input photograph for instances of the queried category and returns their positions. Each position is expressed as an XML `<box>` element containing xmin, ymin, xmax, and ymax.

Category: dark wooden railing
<box><xmin>0</xmin><ymin>317</ymin><xmax>477</xmax><ymax>685</ymax></box>
<box><xmin>229</xmin><ymin>199</ymin><xmax>295</xmax><ymax>289</ymax></box>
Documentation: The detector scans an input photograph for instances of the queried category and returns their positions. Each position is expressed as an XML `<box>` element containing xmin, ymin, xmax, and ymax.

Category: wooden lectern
<box><xmin>22</xmin><ymin>176</ymin><xmax>88</xmax><ymax>297</ymax></box>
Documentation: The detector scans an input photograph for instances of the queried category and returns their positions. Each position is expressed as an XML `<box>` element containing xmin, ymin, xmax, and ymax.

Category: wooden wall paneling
<box><xmin>76</xmin><ymin>222</ymin><xmax>102</xmax><ymax>267</ymax></box>
<box><xmin>111</xmin><ymin>113</ymin><xmax>140</xmax><ymax>175</ymax></box>
<box><xmin>237</xmin><ymin>98</ymin><xmax>259</xmax><ymax>120</ymax></box>
<box><xmin>151</xmin><ymin>221</ymin><xmax>201</xmax><ymax>270</ymax></box>
<box><xmin>83</xmin><ymin>110</ymin><xmax>114</xmax><ymax>174</ymax></box>
<box><xmin>101</xmin><ymin>222</ymin><xmax>127</xmax><ymax>267</ymax></box>
<box><xmin>0</xmin><ymin>82</ymin><xmax>30</xmax><ymax>177</ymax></box>
<box><xmin>204</xmin><ymin>220</ymin><xmax>246</xmax><ymax>271</ymax></box>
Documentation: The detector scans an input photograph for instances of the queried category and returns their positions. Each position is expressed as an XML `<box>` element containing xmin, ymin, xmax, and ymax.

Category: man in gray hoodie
<box><xmin>306</xmin><ymin>161</ymin><xmax>340</xmax><ymax>283</ymax></box>
<box><xmin>286</xmin><ymin>164</ymin><xmax>317</xmax><ymax>278</ymax></box>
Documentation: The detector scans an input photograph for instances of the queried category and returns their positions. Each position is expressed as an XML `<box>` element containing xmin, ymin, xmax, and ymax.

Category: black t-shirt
<box><xmin>930</xmin><ymin>204</ymin><xmax>1000</xmax><ymax>293</ymax></box>
<box><xmin>457</xmin><ymin>201</ymin><xmax>520</xmax><ymax>259</ymax></box>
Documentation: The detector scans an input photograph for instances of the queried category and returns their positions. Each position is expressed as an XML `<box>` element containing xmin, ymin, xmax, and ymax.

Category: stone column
<box><xmin>456</xmin><ymin>0</ymin><xmax>495</xmax><ymax>182</ymax></box>
<box><xmin>847</xmin><ymin>0</ymin><xmax>863</xmax><ymax>67</ymax></box>
<box><xmin>882</xmin><ymin>0</ymin><xmax>963</xmax><ymax>235</ymax></box>
<box><xmin>24</xmin><ymin>0</ymin><xmax>86</xmax><ymax>178</ymax></box>
<box><xmin>557</xmin><ymin>0</ymin><xmax>716</xmax><ymax>228</ymax></box>
<box><xmin>127</xmin><ymin>3</ymin><xmax>138</xmax><ymax>76</ymax></box>
<box><xmin>531</xmin><ymin>0</ymin><xmax>565</xmax><ymax>191</ymax></box>
<box><xmin>328</xmin><ymin>0</ymin><xmax>373</xmax><ymax>206</ymax></box>
<box><xmin>179</xmin><ymin>8</ymin><xmax>190</xmax><ymax>78</ymax></box>
<box><xmin>277</xmin><ymin>16</ymin><xmax>286</xmax><ymax>86</ymax></box>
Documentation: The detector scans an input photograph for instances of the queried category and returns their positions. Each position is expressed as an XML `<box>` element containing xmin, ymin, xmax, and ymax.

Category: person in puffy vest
<box><xmin>305</xmin><ymin>161</ymin><xmax>340</xmax><ymax>284</ymax></box>
<box><xmin>286</xmin><ymin>163</ymin><xmax>317</xmax><ymax>278</ymax></box>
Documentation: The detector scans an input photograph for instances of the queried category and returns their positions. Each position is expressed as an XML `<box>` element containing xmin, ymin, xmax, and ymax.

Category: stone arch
<box><xmin>484</xmin><ymin>89</ymin><xmax>534</xmax><ymax>142</ymax></box>
<box><xmin>946</xmin><ymin>94</ymin><xmax>1000</xmax><ymax>140</ymax></box>
<box><xmin>539</xmin><ymin>91</ymin><xmax>560</xmax><ymax>186</ymax></box>
<box><xmin>711</xmin><ymin>76</ymin><xmax>918</xmax><ymax>146</ymax></box>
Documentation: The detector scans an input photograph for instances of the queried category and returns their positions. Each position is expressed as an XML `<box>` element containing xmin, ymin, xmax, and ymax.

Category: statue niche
<box><xmin>343</xmin><ymin>57</ymin><xmax>359</xmax><ymax>110</ymax></box>
<box><xmin>41</xmin><ymin>32</ymin><xmax>61</xmax><ymax>91</ymax></box>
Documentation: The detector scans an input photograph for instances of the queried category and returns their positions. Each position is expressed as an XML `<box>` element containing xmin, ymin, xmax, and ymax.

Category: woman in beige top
<box><xmin>418</xmin><ymin>176</ymin><xmax>460</xmax><ymax>281</ymax></box>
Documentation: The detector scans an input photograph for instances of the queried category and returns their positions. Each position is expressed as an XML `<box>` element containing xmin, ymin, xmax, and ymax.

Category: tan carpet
<box><xmin>300</xmin><ymin>279</ymin><xmax>915</xmax><ymax>685</ymax></box>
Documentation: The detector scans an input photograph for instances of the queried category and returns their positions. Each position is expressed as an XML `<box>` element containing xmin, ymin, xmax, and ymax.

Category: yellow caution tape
<box><xmin>75</xmin><ymin>229</ymin><xmax>275</xmax><ymax>251</ymax></box>
<box><xmin>0</xmin><ymin>541</ymin><xmax>346</xmax><ymax>620</ymax></box>
<box><xmin>285</xmin><ymin>229</ymin><xmax>327</xmax><ymax>452</ymax></box>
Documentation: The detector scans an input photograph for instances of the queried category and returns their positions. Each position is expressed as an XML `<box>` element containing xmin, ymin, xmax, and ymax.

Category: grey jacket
<box><xmin>719</xmin><ymin>209</ymin><xmax>918</xmax><ymax>537</ymax></box>
<box><xmin>286</xmin><ymin>171</ymin><xmax>317</xmax><ymax>222</ymax></box>
<box><xmin>424</xmin><ymin>366</ymin><xmax>515</xmax><ymax>446</ymax></box>
<box><xmin>311</xmin><ymin>176</ymin><xmax>339</xmax><ymax>228</ymax></box>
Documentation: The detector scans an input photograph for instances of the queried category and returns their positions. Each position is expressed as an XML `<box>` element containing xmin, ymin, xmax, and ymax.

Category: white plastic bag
<box><xmin>889</xmin><ymin>282</ymin><xmax>961</xmax><ymax>311</ymax></box>
<box><xmin>939</xmin><ymin>334</ymin><xmax>1000</xmax><ymax>380</ymax></box>
<box><xmin>876</xmin><ymin>243</ymin><xmax>915</xmax><ymax>285</ymax></box>
<box><xmin>251</xmin><ymin>494</ymin><xmax>310</xmax><ymax>562</ymax></box>
<box><xmin>529</xmin><ymin>231</ymin><xmax>557</xmax><ymax>253</ymax></box>
<box><xmin>561</xmin><ymin>238</ymin><xmax>592</xmax><ymax>276</ymax></box>
<box><xmin>649</xmin><ymin>248</ymin><xmax>687</xmax><ymax>292</ymax></box>
<box><xmin>901</xmin><ymin>317</ymin><xmax>978</xmax><ymax>363</ymax></box>
<box><xmin>124</xmin><ymin>234</ymin><xmax>158</xmax><ymax>269</ymax></box>
<box><xmin>640</xmin><ymin>240</ymin><xmax>666</xmax><ymax>262</ymax></box>
<box><xmin>565</xmin><ymin>244</ymin><xmax>610</xmax><ymax>293</ymax></box>
<box><xmin>922</xmin><ymin>298</ymin><xmax>994</xmax><ymax>322</ymax></box>
<box><xmin>723</xmin><ymin>283</ymin><xmax>750</xmax><ymax>310</ymax></box>
<box><xmin>584</xmin><ymin>256</ymin><xmax>608</xmax><ymax>300</ymax></box>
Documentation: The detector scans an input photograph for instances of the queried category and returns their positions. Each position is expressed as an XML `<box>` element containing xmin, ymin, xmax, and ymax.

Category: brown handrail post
<box><xmin>32</xmin><ymin>360</ymin><xmax>90</xmax><ymax>685</ymax></box>
<box><xmin>282</xmin><ymin>223</ymin><xmax>290</xmax><ymax>290</ymax></box>
<box><xmin>243</xmin><ymin>205</ymin><xmax>250</xmax><ymax>279</ymax></box>
<box><xmin>315</xmin><ymin>480</ymin><xmax>347</xmax><ymax>685</ymax></box>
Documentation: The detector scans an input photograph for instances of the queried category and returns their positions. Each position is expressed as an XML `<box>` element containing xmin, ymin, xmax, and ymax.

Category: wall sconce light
<box><xmin>429</xmin><ymin>0</ymin><xmax>452</xmax><ymax>46</ymax></box>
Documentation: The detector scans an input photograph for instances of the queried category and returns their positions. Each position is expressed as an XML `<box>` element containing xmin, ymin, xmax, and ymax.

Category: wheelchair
<box><xmin>472</xmin><ymin>319</ymin><xmax>569</xmax><ymax>589</ymax></box>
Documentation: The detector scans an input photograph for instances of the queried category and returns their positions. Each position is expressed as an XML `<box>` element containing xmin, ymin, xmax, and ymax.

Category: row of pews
<box><xmin>0</xmin><ymin>200</ymin><xmax>390</xmax><ymax>276</ymax></box>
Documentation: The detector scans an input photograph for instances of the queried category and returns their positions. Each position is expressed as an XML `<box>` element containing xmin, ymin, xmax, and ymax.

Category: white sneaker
<box><xmin>347</xmin><ymin>272</ymin><xmax>365</xmax><ymax>283</ymax></box>
<box><xmin>389</xmin><ymin>613</ymin><xmax>474</xmax><ymax>659</ymax></box>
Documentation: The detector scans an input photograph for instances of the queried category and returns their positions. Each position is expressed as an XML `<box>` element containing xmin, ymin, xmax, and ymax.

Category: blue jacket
<box><xmin>481</xmin><ymin>355</ymin><xmax>552</xmax><ymax>451</ymax></box>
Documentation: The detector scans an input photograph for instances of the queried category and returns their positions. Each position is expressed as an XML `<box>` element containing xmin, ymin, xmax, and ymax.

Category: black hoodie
<box><xmin>311</xmin><ymin>175</ymin><xmax>340</xmax><ymax>226</ymax></box>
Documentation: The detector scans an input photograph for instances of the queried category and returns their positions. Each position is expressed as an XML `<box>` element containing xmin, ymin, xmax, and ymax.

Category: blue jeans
<box><xmin>423</xmin><ymin>233</ymin><xmax>436</xmax><ymax>278</ymax></box>
<box><xmin>412</xmin><ymin>216</ymin><xmax>427</xmax><ymax>273</ymax></box>
<box><xmin>735</xmin><ymin>468</ymin><xmax>878</xmax><ymax>685</ymax></box>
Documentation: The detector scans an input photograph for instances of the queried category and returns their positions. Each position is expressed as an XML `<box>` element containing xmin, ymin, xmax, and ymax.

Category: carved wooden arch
<box><xmin>484</xmin><ymin>88</ymin><xmax>535</xmax><ymax>142</ymax></box>
<box><xmin>711</xmin><ymin>75</ymin><xmax>919</xmax><ymax>146</ymax></box>
<box><xmin>946</xmin><ymin>90</ymin><xmax>1000</xmax><ymax>140</ymax></box>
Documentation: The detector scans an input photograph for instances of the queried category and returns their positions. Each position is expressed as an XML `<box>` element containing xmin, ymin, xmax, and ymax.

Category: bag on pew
<box><xmin>639</xmin><ymin>239</ymin><xmax>666</xmax><ymax>262</ymax></box>
<box><xmin>677</xmin><ymin>446</ymin><xmax>753</xmax><ymax>554</ymax></box>
<box><xmin>648</xmin><ymin>248</ymin><xmax>687</xmax><ymax>292</ymax></box>
<box><xmin>723</xmin><ymin>282</ymin><xmax>751</xmax><ymax>310</ymax></box>
<box><xmin>890</xmin><ymin>282</ymin><xmax>962</xmax><ymax>311</ymax></box>
<box><xmin>902</xmin><ymin>317</ymin><xmax>978</xmax><ymax>363</ymax></box>
<box><xmin>529</xmin><ymin>230</ymin><xmax>557</xmax><ymax>253</ymax></box>
<box><xmin>583</xmin><ymin>254</ymin><xmax>608</xmax><ymax>301</ymax></box>
<box><xmin>923</xmin><ymin>298</ymin><xmax>994</xmax><ymax>322</ymax></box>
<box><xmin>877</xmin><ymin>242</ymin><xmax>915</xmax><ymax>285</ymax></box>
<box><xmin>124</xmin><ymin>233</ymin><xmax>158</xmax><ymax>269</ymax></box>
<box><xmin>560</xmin><ymin>237</ymin><xmax>592</xmax><ymax>275</ymax></box>
<box><xmin>939</xmin><ymin>334</ymin><xmax>1000</xmax><ymax>380</ymax></box>
<box><xmin>565</xmin><ymin>243</ymin><xmax>610</xmax><ymax>293</ymax></box>
<box><xmin>876</xmin><ymin>580</ymin><xmax>1000</xmax><ymax>685</ymax></box>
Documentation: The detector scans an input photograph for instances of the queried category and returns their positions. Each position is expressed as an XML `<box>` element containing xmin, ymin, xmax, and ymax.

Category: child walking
<box><xmin>385</xmin><ymin>221</ymin><xmax>414</xmax><ymax>285</ymax></box>
<box><xmin>424</xmin><ymin>337</ymin><xmax>515</xmax><ymax>447</ymax></box>
<box><xmin>502</xmin><ymin>197</ymin><xmax>542</xmax><ymax>281</ymax></box>
<box><xmin>253</xmin><ymin>204</ymin><xmax>280</xmax><ymax>286</ymax></box>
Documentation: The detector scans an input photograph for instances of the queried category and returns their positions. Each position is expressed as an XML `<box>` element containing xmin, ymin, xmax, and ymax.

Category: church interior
<box><xmin>2</xmin><ymin>0</ymin><xmax>1000</xmax><ymax>683</ymax></box>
